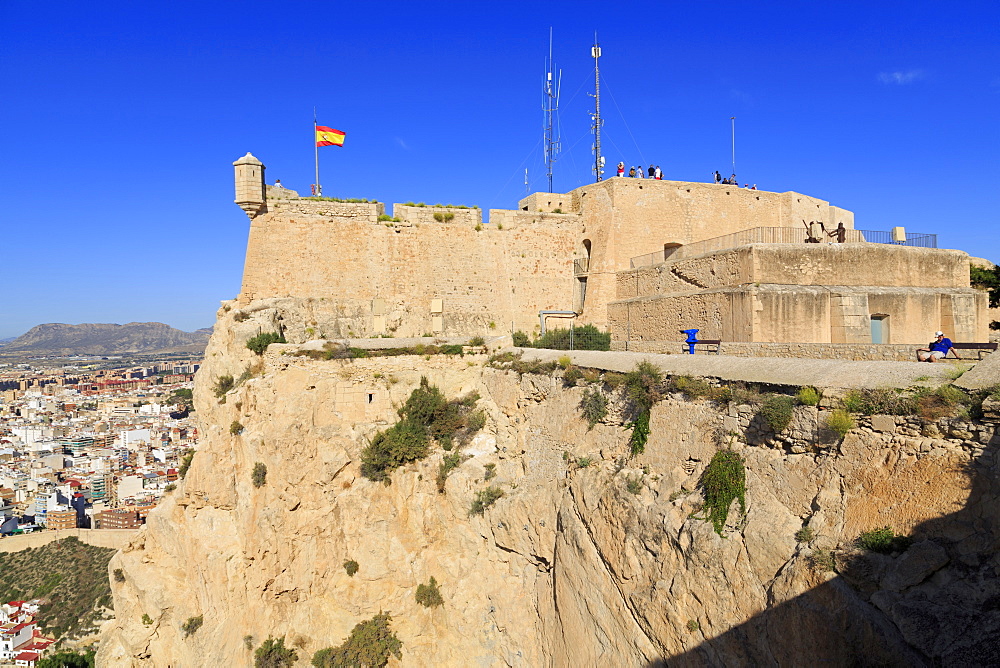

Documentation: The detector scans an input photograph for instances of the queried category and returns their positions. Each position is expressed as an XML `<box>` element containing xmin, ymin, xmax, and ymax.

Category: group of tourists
<box><xmin>616</xmin><ymin>163</ymin><xmax>664</xmax><ymax>180</ymax></box>
<box><xmin>712</xmin><ymin>171</ymin><xmax>756</xmax><ymax>189</ymax></box>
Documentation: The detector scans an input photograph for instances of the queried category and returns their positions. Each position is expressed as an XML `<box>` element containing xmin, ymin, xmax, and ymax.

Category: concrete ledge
<box><xmin>613</xmin><ymin>340</ymin><xmax>927</xmax><ymax>362</ymax></box>
<box><xmin>516</xmin><ymin>348</ymin><xmax>959</xmax><ymax>390</ymax></box>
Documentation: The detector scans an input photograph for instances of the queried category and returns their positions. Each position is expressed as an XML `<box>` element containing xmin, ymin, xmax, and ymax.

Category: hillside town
<box><xmin>0</xmin><ymin>358</ymin><xmax>200</xmax><ymax>537</ymax></box>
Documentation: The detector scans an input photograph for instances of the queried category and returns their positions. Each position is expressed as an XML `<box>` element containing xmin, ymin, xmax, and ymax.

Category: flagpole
<box><xmin>314</xmin><ymin>108</ymin><xmax>321</xmax><ymax>196</ymax></box>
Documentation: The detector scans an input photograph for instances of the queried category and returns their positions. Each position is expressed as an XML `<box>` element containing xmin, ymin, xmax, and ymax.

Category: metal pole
<box><xmin>314</xmin><ymin>108</ymin><xmax>321</xmax><ymax>196</ymax></box>
<box><xmin>592</xmin><ymin>37</ymin><xmax>603</xmax><ymax>182</ymax></box>
<box><xmin>730</xmin><ymin>116</ymin><xmax>736</xmax><ymax>179</ymax></box>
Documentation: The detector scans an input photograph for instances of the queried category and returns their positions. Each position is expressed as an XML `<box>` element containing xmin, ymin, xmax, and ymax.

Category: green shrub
<box><xmin>686</xmin><ymin>619</ymin><xmax>700</xmax><ymax>632</ymax></box>
<box><xmin>178</xmin><ymin>450</ymin><xmax>195</xmax><ymax>478</ymax></box>
<box><xmin>213</xmin><ymin>375</ymin><xmax>234</xmax><ymax>398</ymax></box>
<box><xmin>344</xmin><ymin>560</ymin><xmax>359</xmax><ymax>577</ymax></box>
<box><xmin>579</xmin><ymin>388</ymin><xmax>608</xmax><ymax>429</ymax></box>
<box><xmin>233</xmin><ymin>311</ymin><xmax>250</xmax><ymax>322</ymax></box>
<box><xmin>230</xmin><ymin>420</ymin><xmax>244</xmax><ymax>436</ymax></box>
<box><xmin>699</xmin><ymin>450</ymin><xmax>746</xmax><ymax>535</ymax></box>
<box><xmin>142</xmin><ymin>614</ymin><xmax>153</xmax><ymax>626</ymax></box>
<box><xmin>469</xmin><ymin>486</ymin><xmax>504</xmax><ymax>515</ymax></box>
<box><xmin>254</xmin><ymin>636</ymin><xmax>298</xmax><ymax>667</ymax></box>
<box><xmin>626</xmin><ymin>476</ymin><xmax>643</xmax><ymax>495</ymax></box>
<box><xmin>855</xmin><ymin>526</ymin><xmax>911</xmax><ymax>554</ymax></box>
<box><xmin>563</xmin><ymin>365</ymin><xmax>584</xmax><ymax>385</ymax></box>
<box><xmin>842</xmin><ymin>388</ymin><xmax>915</xmax><ymax>415</ymax></box>
<box><xmin>181</xmin><ymin>614</ymin><xmax>203</xmax><ymax>638</ymax></box>
<box><xmin>532</xmin><ymin>324</ymin><xmax>611</xmax><ymax>351</ymax></box>
<box><xmin>483</xmin><ymin>463</ymin><xmax>496</xmax><ymax>481</ymax></box>
<box><xmin>796</xmin><ymin>386</ymin><xmax>821</xmax><ymax>406</ymax></box>
<box><xmin>415</xmin><ymin>576</ymin><xmax>444</xmax><ymax>607</ymax></box>
<box><xmin>436</xmin><ymin>452</ymin><xmax>465</xmax><ymax>493</ymax></box>
<box><xmin>252</xmin><ymin>462</ymin><xmax>267</xmax><ymax>488</ymax></box>
<box><xmin>247</xmin><ymin>331</ymin><xmax>286</xmax><ymax>355</ymax></box>
<box><xmin>361</xmin><ymin>420</ymin><xmax>429</xmax><ymax>483</ymax></box>
<box><xmin>557</xmin><ymin>354</ymin><xmax>572</xmax><ymax>369</ymax></box>
<box><xmin>311</xmin><ymin>613</ymin><xmax>401</xmax><ymax>668</ymax></box>
<box><xmin>670</xmin><ymin>375</ymin><xmax>714</xmax><ymax>400</ymax></box>
<box><xmin>627</xmin><ymin>410</ymin><xmax>651</xmax><ymax>456</ymax></box>
<box><xmin>759</xmin><ymin>395</ymin><xmax>795</xmax><ymax>433</ymax></box>
<box><xmin>818</xmin><ymin>409</ymin><xmax>852</xmax><ymax>438</ymax></box>
<box><xmin>512</xmin><ymin>331</ymin><xmax>531</xmax><ymax>347</ymax></box>
<box><xmin>794</xmin><ymin>526</ymin><xmax>815</xmax><ymax>543</ymax></box>
<box><xmin>244</xmin><ymin>635</ymin><xmax>255</xmax><ymax>650</ymax></box>
<box><xmin>576</xmin><ymin>456</ymin><xmax>593</xmax><ymax>468</ymax></box>
<box><xmin>809</xmin><ymin>549</ymin><xmax>837</xmax><ymax>572</ymax></box>
<box><xmin>164</xmin><ymin>483</ymin><xmax>177</xmax><ymax>492</ymax></box>
<box><xmin>37</xmin><ymin>650</ymin><xmax>95</xmax><ymax>668</ymax></box>
<box><xmin>469</xmin><ymin>335</ymin><xmax>485</xmax><ymax>346</ymax></box>
<box><xmin>113</xmin><ymin>568</ymin><xmax>125</xmax><ymax>583</ymax></box>
<box><xmin>625</xmin><ymin>361</ymin><xmax>663</xmax><ymax>412</ymax></box>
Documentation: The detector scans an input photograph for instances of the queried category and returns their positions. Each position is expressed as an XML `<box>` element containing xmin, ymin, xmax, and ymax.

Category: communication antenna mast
<box><xmin>525</xmin><ymin>168</ymin><xmax>530</xmax><ymax>197</ymax></box>
<box><xmin>543</xmin><ymin>29</ymin><xmax>562</xmax><ymax>193</ymax></box>
<box><xmin>589</xmin><ymin>35</ymin><xmax>604</xmax><ymax>182</ymax></box>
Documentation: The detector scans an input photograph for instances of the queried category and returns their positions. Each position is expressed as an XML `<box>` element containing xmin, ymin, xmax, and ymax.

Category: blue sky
<box><xmin>1</xmin><ymin>1</ymin><xmax>997</xmax><ymax>339</ymax></box>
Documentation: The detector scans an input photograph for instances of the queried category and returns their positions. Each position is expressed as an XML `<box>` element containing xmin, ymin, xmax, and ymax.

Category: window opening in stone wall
<box><xmin>367</xmin><ymin>393</ymin><xmax>374</xmax><ymax>404</ymax></box>
<box><xmin>577</xmin><ymin>277</ymin><xmax>588</xmax><ymax>312</ymax></box>
<box><xmin>663</xmin><ymin>243</ymin><xmax>682</xmax><ymax>262</ymax></box>
<box><xmin>870</xmin><ymin>314</ymin><xmax>889</xmax><ymax>344</ymax></box>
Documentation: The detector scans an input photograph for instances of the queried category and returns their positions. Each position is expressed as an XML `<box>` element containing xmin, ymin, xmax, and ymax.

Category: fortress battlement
<box><xmin>233</xmin><ymin>152</ymin><xmax>986</xmax><ymax>347</ymax></box>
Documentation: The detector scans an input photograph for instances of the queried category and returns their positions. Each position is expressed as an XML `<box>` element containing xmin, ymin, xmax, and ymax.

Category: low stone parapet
<box><xmin>266</xmin><ymin>198</ymin><xmax>384</xmax><ymax>220</ymax></box>
<box><xmin>487</xmin><ymin>209</ymin><xmax>580</xmax><ymax>229</ymax></box>
<box><xmin>394</xmin><ymin>204</ymin><xmax>481</xmax><ymax>226</ymax></box>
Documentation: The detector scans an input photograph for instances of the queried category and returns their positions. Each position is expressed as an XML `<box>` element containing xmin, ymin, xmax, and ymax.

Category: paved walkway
<box><xmin>955</xmin><ymin>350</ymin><xmax>1000</xmax><ymax>390</ymax></box>
<box><xmin>516</xmin><ymin>348</ymin><xmax>964</xmax><ymax>389</ymax></box>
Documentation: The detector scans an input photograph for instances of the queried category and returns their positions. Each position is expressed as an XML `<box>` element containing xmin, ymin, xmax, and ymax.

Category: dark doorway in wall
<box><xmin>870</xmin><ymin>314</ymin><xmax>889</xmax><ymax>344</ymax></box>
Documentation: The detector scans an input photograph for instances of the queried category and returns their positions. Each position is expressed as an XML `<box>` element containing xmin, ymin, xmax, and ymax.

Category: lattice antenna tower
<box><xmin>543</xmin><ymin>28</ymin><xmax>562</xmax><ymax>193</ymax></box>
<box><xmin>589</xmin><ymin>34</ymin><xmax>604</xmax><ymax>182</ymax></box>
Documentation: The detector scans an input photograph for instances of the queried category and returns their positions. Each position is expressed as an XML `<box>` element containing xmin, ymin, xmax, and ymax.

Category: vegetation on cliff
<box><xmin>0</xmin><ymin>537</ymin><xmax>115</xmax><ymax>639</ymax></box>
<box><xmin>698</xmin><ymin>450</ymin><xmax>747</xmax><ymax>535</ymax></box>
<box><xmin>254</xmin><ymin>636</ymin><xmax>298</xmax><ymax>667</ymax></box>
<box><xmin>360</xmin><ymin>378</ymin><xmax>483</xmax><ymax>483</ymax></box>
<box><xmin>311</xmin><ymin>613</ymin><xmax>402</xmax><ymax>668</ymax></box>
<box><xmin>511</xmin><ymin>324</ymin><xmax>611</xmax><ymax>351</ymax></box>
<box><xmin>247</xmin><ymin>331</ymin><xmax>286</xmax><ymax>355</ymax></box>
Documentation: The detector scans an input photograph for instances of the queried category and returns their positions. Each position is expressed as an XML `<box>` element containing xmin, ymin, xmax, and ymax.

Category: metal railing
<box><xmin>574</xmin><ymin>257</ymin><xmax>590</xmax><ymax>275</ymax></box>
<box><xmin>855</xmin><ymin>230</ymin><xmax>937</xmax><ymax>248</ymax></box>
<box><xmin>628</xmin><ymin>226</ymin><xmax>938</xmax><ymax>268</ymax></box>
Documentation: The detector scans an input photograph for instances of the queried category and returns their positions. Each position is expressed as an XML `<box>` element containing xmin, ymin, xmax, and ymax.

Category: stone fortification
<box><xmin>231</xmin><ymin>153</ymin><xmax>987</xmax><ymax>348</ymax></box>
<box><xmin>608</xmin><ymin>244</ymin><xmax>987</xmax><ymax>345</ymax></box>
<box><xmin>239</xmin><ymin>212</ymin><xmax>580</xmax><ymax>336</ymax></box>
<box><xmin>0</xmin><ymin>528</ymin><xmax>135</xmax><ymax>554</ymax></box>
<box><xmin>98</xmin><ymin>297</ymin><xmax>1000</xmax><ymax>666</ymax></box>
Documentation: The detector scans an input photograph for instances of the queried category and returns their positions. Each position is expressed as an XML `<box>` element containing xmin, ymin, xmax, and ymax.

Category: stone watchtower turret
<box><xmin>233</xmin><ymin>152</ymin><xmax>266</xmax><ymax>219</ymax></box>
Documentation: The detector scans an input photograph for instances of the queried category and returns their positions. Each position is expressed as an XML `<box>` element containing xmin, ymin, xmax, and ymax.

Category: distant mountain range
<box><xmin>0</xmin><ymin>322</ymin><xmax>212</xmax><ymax>356</ymax></box>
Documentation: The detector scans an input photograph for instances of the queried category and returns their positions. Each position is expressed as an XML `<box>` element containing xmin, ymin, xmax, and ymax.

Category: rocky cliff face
<box><xmin>98</xmin><ymin>300</ymin><xmax>1000</xmax><ymax>666</ymax></box>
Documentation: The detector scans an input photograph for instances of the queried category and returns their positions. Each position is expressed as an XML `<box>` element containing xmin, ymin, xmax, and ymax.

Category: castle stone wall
<box><xmin>609</xmin><ymin>284</ymin><xmax>987</xmax><ymax>345</ymax></box>
<box><xmin>239</xmin><ymin>211</ymin><xmax>581</xmax><ymax>336</ymax></box>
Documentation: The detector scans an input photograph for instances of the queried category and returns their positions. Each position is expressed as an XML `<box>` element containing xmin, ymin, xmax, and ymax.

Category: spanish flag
<box><xmin>316</xmin><ymin>126</ymin><xmax>346</xmax><ymax>147</ymax></box>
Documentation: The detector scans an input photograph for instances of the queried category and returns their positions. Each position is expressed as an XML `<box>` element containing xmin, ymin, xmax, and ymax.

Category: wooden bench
<box><xmin>949</xmin><ymin>342</ymin><xmax>998</xmax><ymax>360</ymax></box>
<box><xmin>687</xmin><ymin>339</ymin><xmax>722</xmax><ymax>354</ymax></box>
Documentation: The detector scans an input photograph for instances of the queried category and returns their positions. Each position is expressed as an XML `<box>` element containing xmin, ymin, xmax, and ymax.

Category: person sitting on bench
<box><xmin>917</xmin><ymin>331</ymin><xmax>954</xmax><ymax>362</ymax></box>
